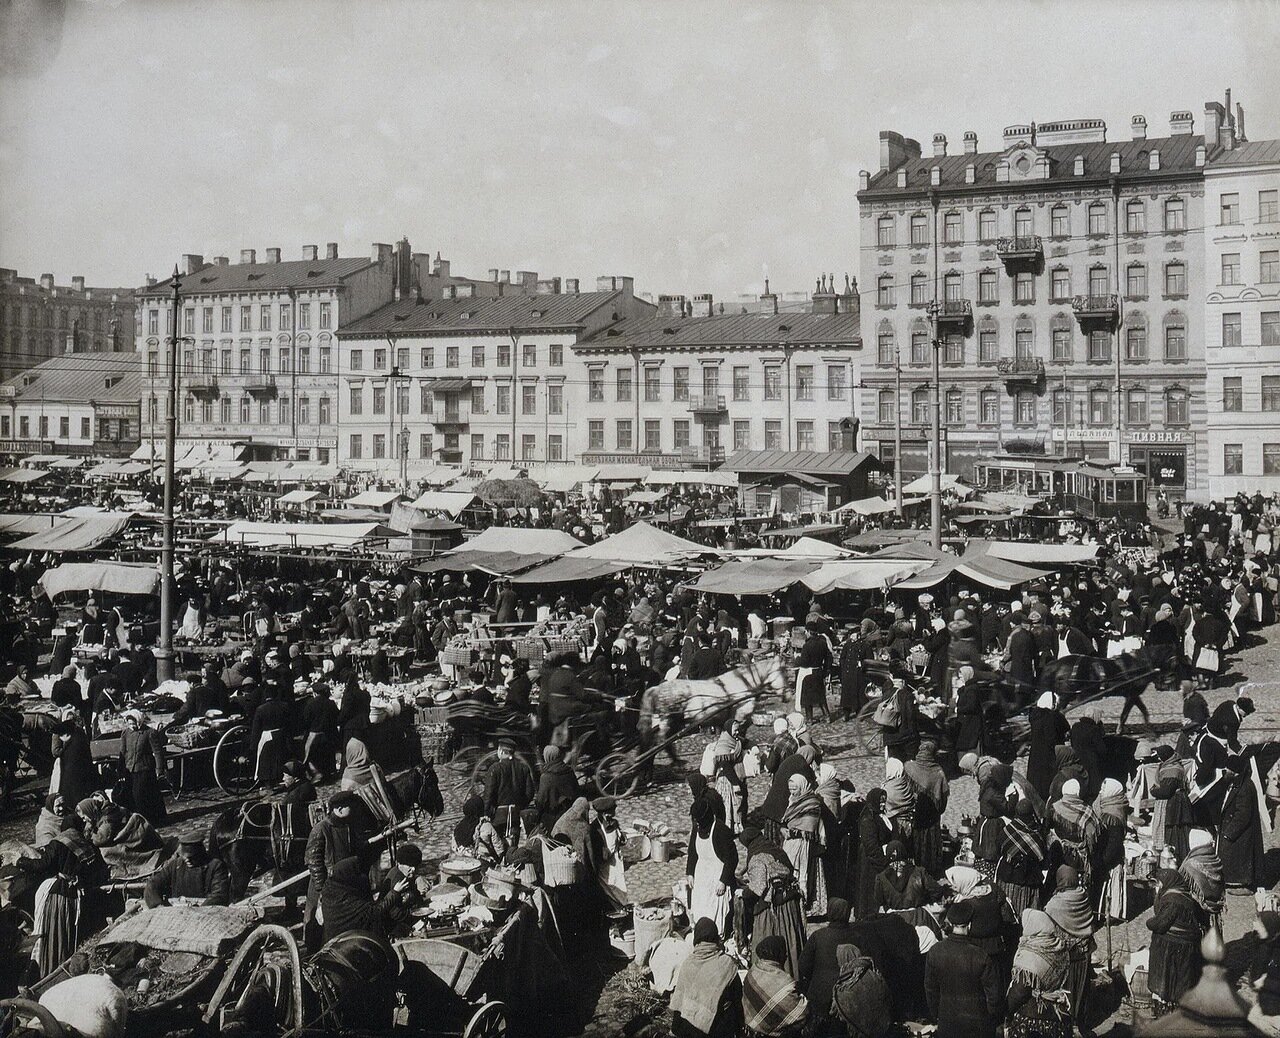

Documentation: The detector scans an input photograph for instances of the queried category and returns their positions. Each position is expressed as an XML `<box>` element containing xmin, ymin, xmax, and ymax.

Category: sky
<box><xmin>1</xmin><ymin>0</ymin><xmax>1277</xmax><ymax>301</ymax></box>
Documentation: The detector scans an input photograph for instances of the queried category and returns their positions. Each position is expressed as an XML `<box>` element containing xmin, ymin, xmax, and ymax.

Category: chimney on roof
<box><xmin>434</xmin><ymin>257</ymin><xmax>451</xmax><ymax>279</ymax></box>
<box><xmin>264</xmin><ymin>248</ymin><xmax>280</xmax><ymax>264</ymax></box>
<box><xmin>517</xmin><ymin>270</ymin><xmax>538</xmax><ymax>290</ymax></box>
<box><xmin>760</xmin><ymin>278</ymin><xmax>779</xmax><ymax>316</ymax></box>
<box><xmin>688</xmin><ymin>293</ymin><xmax>713</xmax><ymax>318</ymax></box>
<box><xmin>302</xmin><ymin>245</ymin><xmax>318</xmax><ymax>261</ymax></box>
<box><xmin>932</xmin><ymin>133</ymin><xmax>947</xmax><ymax>158</ymax></box>
<box><xmin>1131</xmin><ymin>115</ymin><xmax>1147</xmax><ymax>141</ymax></box>
<box><xmin>499</xmin><ymin>269</ymin><xmax>510</xmax><ymax>283</ymax></box>
<box><xmin>1237</xmin><ymin>103</ymin><xmax>1246</xmax><ymax>143</ymax></box>
<box><xmin>1170</xmin><ymin>110</ymin><xmax>1194</xmax><ymax>136</ymax></box>
<box><xmin>963</xmin><ymin>130</ymin><xmax>978</xmax><ymax>155</ymax></box>
<box><xmin>146</xmin><ymin>276</ymin><xmax>156</xmax><ymax>287</ymax></box>
<box><xmin>565</xmin><ymin>278</ymin><xmax>580</xmax><ymax>294</ymax></box>
<box><xmin>1205</xmin><ymin>101</ymin><xmax>1225</xmax><ymax>150</ymax></box>
<box><xmin>213</xmin><ymin>256</ymin><xmax>229</xmax><ymax>266</ymax></box>
<box><xmin>489</xmin><ymin>269</ymin><xmax>500</xmax><ymax>282</ymax></box>
<box><xmin>71</xmin><ymin>276</ymin><xmax>85</xmax><ymax>293</ymax></box>
<box><xmin>656</xmin><ymin>294</ymin><xmax>686</xmax><ymax>319</ymax></box>
<box><xmin>394</xmin><ymin>238</ymin><xmax>412</xmax><ymax>301</ymax></box>
<box><xmin>812</xmin><ymin>273</ymin><xmax>838</xmax><ymax>315</ymax></box>
<box><xmin>371</xmin><ymin>243</ymin><xmax>393</xmax><ymax>265</ymax></box>
<box><xmin>1003</xmin><ymin>124</ymin><xmax>1034</xmax><ymax>147</ymax></box>
<box><xmin>183</xmin><ymin>254</ymin><xmax>204</xmax><ymax>275</ymax></box>
<box><xmin>455</xmin><ymin>283</ymin><xmax>474</xmax><ymax>299</ymax></box>
<box><xmin>878</xmin><ymin>131</ymin><xmax>921</xmax><ymax>171</ymax></box>
<box><xmin>839</xmin><ymin>274</ymin><xmax>859</xmax><ymax>319</ymax></box>
<box><xmin>241</xmin><ymin>249</ymin><xmax>256</xmax><ymax>264</ymax></box>
<box><xmin>536</xmin><ymin>277</ymin><xmax>561</xmax><ymax>295</ymax></box>
<box><xmin>858</xmin><ymin>170</ymin><xmax>870</xmax><ymax>191</ymax></box>
<box><xmin>326</xmin><ymin>242</ymin><xmax>338</xmax><ymax>260</ymax></box>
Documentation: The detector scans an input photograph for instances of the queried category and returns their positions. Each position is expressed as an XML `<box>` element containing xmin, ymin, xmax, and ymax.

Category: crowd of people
<box><xmin>3</xmin><ymin>488</ymin><xmax>1280</xmax><ymax>1036</ymax></box>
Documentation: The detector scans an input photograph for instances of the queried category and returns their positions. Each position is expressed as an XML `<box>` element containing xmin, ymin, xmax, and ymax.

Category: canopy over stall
<box><xmin>801</xmin><ymin>558</ymin><xmax>935</xmax><ymax>594</ymax></box>
<box><xmin>414</xmin><ymin>550</ymin><xmax>555</xmax><ymax>577</ymax></box>
<box><xmin>449</xmin><ymin>526</ymin><xmax>584</xmax><ymax>556</ymax></box>
<box><xmin>2</xmin><ymin>469</ymin><xmax>52</xmax><ymax>484</ymax></box>
<box><xmin>573</xmin><ymin>521</ymin><xmax>709</xmax><ymax>566</ymax></box>
<box><xmin>902</xmin><ymin>473</ymin><xmax>974</xmax><ymax>499</ymax></box>
<box><xmin>683</xmin><ymin>559</ymin><xmax>822</xmax><ymax>596</ymax></box>
<box><xmin>278</xmin><ymin>490</ymin><xmax>323</xmax><ymax>505</ymax></box>
<box><xmin>343</xmin><ymin>489</ymin><xmax>405</xmax><ymax>510</ymax></box>
<box><xmin>644</xmin><ymin>470</ymin><xmax>738</xmax><ymax>489</ymax></box>
<box><xmin>6</xmin><ymin>514</ymin><xmax>133</xmax><ymax>552</ymax></box>
<box><xmin>984</xmin><ymin>541</ymin><xmax>1099</xmax><ymax>564</ymax></box>
<box><xmin>210</xmin><ymin>521</ymin><xmax>393</xmax><ymax>548</ymax></box>
<box><xmin>407</xmin><ymin>491</ymin><xmax>479</xmax><ymax>517</ymax></box>
<box><xmin>40</xmin><ymin>561</ymin><xmax>160</xmax><ymax>598</ymax></box>
<box><xmin>510</xmin><ymin>556</ymin><xmax>631</xmax><ymax>584</ymax></box>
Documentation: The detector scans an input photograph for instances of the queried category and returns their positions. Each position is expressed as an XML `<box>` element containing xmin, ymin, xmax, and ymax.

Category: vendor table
<box><xmin>91</xmin><ymin>733</ymin><xmax>219</xmax><ymax>799</ymax></box>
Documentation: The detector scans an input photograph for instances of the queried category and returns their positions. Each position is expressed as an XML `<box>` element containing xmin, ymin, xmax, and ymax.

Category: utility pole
<box><xmin>155</xmin><ymin>266</ymin><xmax>183</xmax><ymax>684</ymax></box>
<box><xmin>929</xmin><ymin>305</ymin><xmax>943</xmax><ymax>550</ymax></box>
<box><xmin>894</xmin><ymin>345</ymin><xmax>903</xmax><ymax>516</ymax></box>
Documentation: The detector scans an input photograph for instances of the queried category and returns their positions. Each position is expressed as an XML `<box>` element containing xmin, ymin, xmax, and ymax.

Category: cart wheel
<box><xmin>213</xmin><ymin>724</ymin><xmax>258</xmax><ymax>795</ymax></box>
<box><xmin>594</xmin><ymin>751</ymin><xmax>640</xmax><ymax>799</ymax></box>
<box><xmin>469</xmin><ymin>750</ymin><xmax>501</xmax><ymax>791</ymax></box>
<box><xmin>0</xmin><ymin>998</ymin><xmax>67</xmax><ymax>1038</ymax></box>
<box><xmin>853</xmin><ymin>706</ymin><xmax>886</xmax><ymax>757</ymax></box>
<box><xmin>445</xmin><ymin>744</ymin><xmax>485</xmax><ymax>775</ymax></box>
<box><xmin>462</xmin><ymin>1000</ymin><xmax>507</xmax><ymax>1038</ymax></box>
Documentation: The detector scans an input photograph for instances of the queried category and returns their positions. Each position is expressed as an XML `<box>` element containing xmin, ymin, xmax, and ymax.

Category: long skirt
<box><xmin>128</xmin><ymin>768</ymin><xmax>167</xmax><ymax>827</ymax></box>
<box><xmin>1149</xmin><ymin>932</ymin><xmax>1202</xmax><ymax>1004</ymax></box>
<box><xmin>1007</xmin><ymin>994</ymin><xmax>1072</xmax><ymax>1038</ymax></box>
<box><xmin>1063</xmin><ymin>941</ymin><xmax>1092</xmax><ymax>1023</ymax></box>
<box><xmin>751</xmin><ymin>897</ymin><xmax>806</xmax><ymax>979</ymax></box>
<box><xmin>714</xmin><ymin>774</ymin><xmax>743</xmax><ymax>833</ymax></box>
<box><xmin>998</xmin><ymin>878</ymin><xmax>1040</xmax><ymax>917</ymax></box>
<box><xmin>912</xmin><ymin>823</ymin><xmax>942</xmax><ymax>877</ymax></box>
<box><xmin>783</xmin><ymin>836</ymin><xmax>827</xmax><ymax>917</ymax></box>
<box><xmin>31</xmin><ymin>877</ymin><xmax>78</xmax><ymax>980</ymax></box>
<box><xmin>689</xmin><ymin>832</ymin><xmax>733</xmax><ymax>939</ymax></box>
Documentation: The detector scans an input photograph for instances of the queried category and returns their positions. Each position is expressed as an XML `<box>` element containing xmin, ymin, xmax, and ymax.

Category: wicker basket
<box><xmin>417</xmin><ymin>705</ymin><xmax>452</xmax><ymax>725</ymax></box>
<box><xmin>440</xmin><ymin>645</ymin><xmax>473</xmax><ymax>667</ymax></box>
<box><xmin>421</xmin><ymin>731</ymin><xmax>454</xmax><ymax>764</ymax></box>
<box><xmin>542</xmin><ymin>840</ymin><xmax>583</xmax><ymax>887</ymax></box>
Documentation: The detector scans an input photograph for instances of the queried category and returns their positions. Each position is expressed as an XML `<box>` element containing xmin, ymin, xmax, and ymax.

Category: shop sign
<box><xmin>94</xmin><ymin>404</ymin><xmax>134</xmax><ymax>418</ymax></box>
<box><xmin>1128</xmin><ymin>429</ymin><xmax>1191</xmax><ymax>444</ymax></box>
<box><xmin>1050</xmin><ymin>428</ymin><xmax>1115</xmax><ymax>443</ymax></box>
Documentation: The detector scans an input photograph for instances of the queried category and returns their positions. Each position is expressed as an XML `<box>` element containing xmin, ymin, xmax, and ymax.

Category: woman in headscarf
<box><xmin>1049</xmin><ymin>779</ymin><xmax>1100</xmax><ymax>892</ymax></box>
<box><xmin>742</xmin><ymin>934</ymin><xmax>809</xmax><ymax>1037</ymax></box>
<box><xmin>339</xmin><ymin>732</ymin><xmax>377</xmax><ymax>791</ymax></box>
<box><xmin>1149</xmin><ymin>745</ymin><xmax>1194</xmax><ymax>860</ymax></box>
<box><xmin>1006</xmin><ymin>908</ymin><xmax>1072</xmax><ymax>1038</ymax></box>
<box><xmin>1092</xmin><ymin>778</ymin><xmax>1129</xmax><ymax>920</ymax></box>
<box><xmin>33</xmin><ymin>794</ymin><xmax>74</xmax><ymax>847</ymax></box>
<box><xmin>550</xmin><ymin>796</ymin><xmax>605</xmax><ymax>956</ymax></box>
<box><xmin>883</xmin><ymin>756</ymin><xmax>918</xmax><ymax>845</ymax></box>
<box><xmin>904</xmin><ymin>739</ymin><xmax>948</xmax><ymax>876</ymax></box>
<box><xmin>997</xmin><ymin>798</ymin><xmax>1046</xmax><ymax>917</ymax></box>
<box><xmin>17</xmin><ymin>824</ymin><xmax>108</xmax><ymax>980</ymax></box>
<box><xmin>1043</xmin><ymin>866</ymin><xmax>1095</xmax><ymax>1025</ymax></box>
<box><xmin>854</xmin><ymin>788</ymin><xmax>891</xmax><ymax>920</ymax></box>
<box><xmin>740</xmin><ymin>825</ymin><xmax>806</xmax><ymax>978</ymax></box>
<box><xmin>1179</xmin><ymin>828</ymin><xmax>1226</xmax><ymax>921</ymax></box>
<box><xmin>534</xmin><ymin>743</ymin><xmax>579</xmax><ymax>829</ymax></box>
<box><xmin>953</xmin><ymin>666</ymin><xmax>987</xmax><ymax>758</ymax></box>
<box><xmin>710</xmin><ymin>719</ymin><xmax>747</xmax><ymax>833</ymax></box>
<box><xmin>781</xmin><ymin>772</ymin><xmax>826</xmax><ymax>917</ymax></box>
<box><xmin>1219</xmin><ymin>758</ymin><xmax>1266</xmax><ymax>893</ymax></box>
<box><xmin>948</xmin><ymin>863</ymin><xmax>1015</xmax><ymax>992</ymax></box>
<box><xmin>973</xmin><ymin>784</ymin><xmax>1009</xmax><ymax>884</ymax></box>
<box><xmin>686</xmin><ymin>792</ymin><xmax>737</xmax><ymax>939</ymax></box>
<box><xmin>320</xmin><ymin>856</ymin><xmax>388</xmax><ymax>945</ymax></box>
<box><xmin>1146</xmin><ymin>868</ymin><xmax>1209</xmax><ymax>1011</ymax></box>
<box><xmin>669</xmin><ymin>917</ymin><xmax>744</xmax><ymax>1038</ymax></box>
<box><xmin>687</xmin><ymin>773</ymin><xmax>726</xmax><ymax>825</ymax></box>
<box><xmin>765</xmin><ymin>717</ymin><xmax>798</xmax><ymax>776</ymax></box>
<box><xmin>757</xmin><ymin>745</ymin><xmax>818</xmax><ymax>843</ymax></box>
<box><xmin>1027</xmin><ymin>691</ymin><xmax>1070</xmax><ymax>801</ymax></box>
<box><xmin>873</xmin><ymin>839</ymin><xmax>942</xmax><ymax>918</ymax></box>
<box><xmin>453</xmin><ymin>795</ymin><xmax>507</xmax><ymax>865</ymax></box>
<box><xmin>118</xmin><ymin>709</ymin><xmax>166</xmax><ymax>827</ymax></box>
<box><xmin>49</xmin><ymin>718</ymin><xmax>98</xmax><ymax>813</ymax></box>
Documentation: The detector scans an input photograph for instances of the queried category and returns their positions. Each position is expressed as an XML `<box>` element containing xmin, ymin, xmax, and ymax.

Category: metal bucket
<box><xmin>649</xmin><ymin>836</ymin><xmax>672</xmax><ymax>862</ymax></box>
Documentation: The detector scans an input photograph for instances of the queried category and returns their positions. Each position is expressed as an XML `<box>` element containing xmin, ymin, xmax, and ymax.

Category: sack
<box><xmin>831</xmin><ymin>945</ymin><xmax>891</xmax><ymax>1038</ymax></box>
<box><xmin>541</xmin><ymin>838</ymin><xmax>583</xmax><ymax>887</ymax></box>
<box><xmin>872</xmin><ymin>698</ymin><xmax>900</xmax><ymax>729</ymax></box>
<box><xmin>1195</xmin><ymin>647</ymin><xmax>1220</xmax><ymax>673</ymax></box>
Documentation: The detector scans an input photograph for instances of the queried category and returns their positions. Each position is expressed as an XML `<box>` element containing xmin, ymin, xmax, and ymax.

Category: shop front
<box><xmin>1127</xmin><ymin>430</ymin><xmax>1194</xmax><ymax>496</ymax></box>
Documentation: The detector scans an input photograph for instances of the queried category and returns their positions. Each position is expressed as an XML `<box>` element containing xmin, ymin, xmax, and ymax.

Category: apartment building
<box><xmin>856</xmin><ymin>111</ymin><xmax>1208</xmax><ymax>494</ymax></box>
<box><xmin>1203</xmin><ymin>128</ymin><xmax>1280</xmax><ymax>496</ymax></box>
<box><xmin>0</xmin><ymin>352</ymin><xmax>143</xmax><ymax>457</ymax></box>
<box><xmin>573</xmin><ymin>281</ymin><xmax>861</xmax><ymax>467</ymax></box>
<box><xmin>336</xmin><ymin>277</ymin><xmax>654</xmax><ymax>471</ymax></box>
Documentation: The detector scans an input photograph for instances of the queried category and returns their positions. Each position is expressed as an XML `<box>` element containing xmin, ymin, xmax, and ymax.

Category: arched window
<box><xmin>1127</xmin><ymin>387</ymin><xmax>1148</xmax><ymax>424</ymax></box>
<box><xmin>978</xmin><ymin>269</ymin><xmax>998</xmax><ymax>303</ymax></box>
<box><xmin>1087</xmin><ymin>202</ymin><xmax>1107</xmax><ymax>235</ymax></box>
<box><xmin>1164</xmin><ymin>197</ymin><xmax>1185</xmax><ymax>232</ymax></box>
<box><xmin>943</xmin><ymin>271</ymin><xmax>962</xmax><ymax>302</ymax></box>
<box><xmin>877</xmin><ymin>274</ymin><xmax>895</xmax><ymax>307</ymax></box>
<box><xmin>910</xmin><ymin>272</ymin><xmax>929</xmax><ymax>305</ymax></box>
<box><xmin>318</xmin><ymin>395</ymin><xmax>332</xmax><ymax>425</ymax></box>
<box><xmin>910</xmin><ymin>327</ymin><xmax>929</xmax><ymax>365</ymax></box>
<box><xmin>876</xmin><ymin>322</ymin><xmax>895</xmax><ymax>365</ymax></box>
<box><xmin>1125</xmin><ymin>198</ymin><xmax>1146</xmax><ymax>234</ymax></box>
<box><xmin>1014</xmin><ymin>207</ymin><xmax>1033</xmax><ymax>238</ymax></box>
<box><xmin>1164</xmin><ymin>312</ymin><xmax>1187</xmax><ymax>360</ymax></box>
<box><xmin>877</xmin><ymin>389</ymin><xmax>895</xmax><ymax>424</ymax></box>
<box><xmin>978</xmin><ymin>209</ymin><xmax>997</xmax><ymax>242</ymax></box>
<box><xmin>1164</xmin><ymin>261</ymin><xmax>1187</xmax><ymax>296</ymax></box>
<box><xmin>1014</xmin><ymin>319</ymin><xmax>1034</xmax><ymax>360</ymax></box>
<box><xmin>1015</xmin><ymin>390</ymin><xmax>1036</xmax><ymax>424</ymax></box>
<box><xmin>298</xmin><ymin>395</ymin><xmax>310</xmax><ymax>424</ymax></box>
<box><xmin>978</xmin><ymin>318</ymin><xmax>999</xmax><ymax>363</ymax></box>
<box><xmin>945</xmin><ymin>388</ymin><xmax>964</xmax><ymax>424</ymax></box>
<box><xmin>1050</xmin><ymin>204</ymin><xmax>1069</xmax><ymax>237</ymax></box>
<box><xmin>239</xmin><ymin>396</ymin><xmax>250</xmax><ymax>423</ymax></box>
<box><xmin>911</xmin><ymin>387</ymin><xmax>930</xmax><ymax>424</ymax></box>
<box><xmin>1126</xmin><ymin>263</ymin><xmax>1147</xmax><ymax>298</ymax></box>
<box><xmin>1166</xmin><ymin>387</ymin><xmax>1189</xmax><ymax>425</ymax></box>
<box><xmin>877</xmin><ymin>215</ymin><xmax>895</xmax><ymax>247</ymax></box>
<box><xmin>1088</xmin><ymin>265</ymin><xmax>1110</xmax><ymax>297</ymax></box>
<box><xmin>910</xmin><ymin>213</ymin><xmax>929</xmax><ymax>246</ymax></box>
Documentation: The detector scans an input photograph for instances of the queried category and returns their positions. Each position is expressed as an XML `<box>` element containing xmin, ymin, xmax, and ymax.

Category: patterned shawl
<box><xmin>1012</xmin><ymin>908</ymin><xmax>1068</xmax><ymax>991</ymax></box>
<box><xmin>1044</xmin><ymin>886</ymin><xmax>1095</xmax><ymax>939</ymax></box>
<box><xmin>884</xmin><ymin>758</ymin><xmax>918</xmax><ymax>820</ymax></box>
<box><xmin>1179</xmin><ymin>843</ymin><xmax>1225</xmax><ymax>912</ymax></box>
<box><xmin>669</xmin><ymin>941</ymin><xmax>740</xmax><ymax>1035</ymax></box>
<box><xmin>1094</xmin><ymin>778</ymin><xmax>1128</xmax><ymax>828</ymax></box>
<box><xmin>1001</xmin><ymin>814</ymin><xmax>1045</xmax><ymax>863</ymax></box>
<box><xmin>743</xmin><ymin>960</ymin><xmax>809</xmax><ymax>1035</ymax></box>
<box><xmin>781</xmin><ymin>785</ymin><xmax>823</xmax><ymax>839</ymax></box>
<box><xmin>1051</xmin><ymin>793</ymin><xmax>1100</xmax><ymax>849</ymax></box>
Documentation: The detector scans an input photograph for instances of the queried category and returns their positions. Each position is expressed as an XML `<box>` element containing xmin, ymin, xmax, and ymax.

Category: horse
<box><xmin>209</xmin><ymin>762</ymin><xmax>444</xmax><ymax>898</ymax></box>
<box><xmin>639</xmin><ymin>655</ymin><xmax>787</xmax><ymax>746</ymax></box>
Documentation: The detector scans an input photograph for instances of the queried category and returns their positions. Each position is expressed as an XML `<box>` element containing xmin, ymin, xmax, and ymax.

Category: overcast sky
<box><xmin>1</xmin><ymin>0</ymin><xmax>1276</xmax><ymax>300</ymax></box>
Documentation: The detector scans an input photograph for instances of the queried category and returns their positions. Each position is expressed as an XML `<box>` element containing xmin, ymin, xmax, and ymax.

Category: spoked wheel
<box><xmin>469</xmin><ymin>749</ymin><xmax>501</xmax><ymax>791</ymax></box>
<box><xmin>213</xmin><ymin>723</ymin><xmax>258</xmax><ymax>795</ymax></box>
<box><xmin>594</xmin><ymin>751</ymin><xmax>640</xmax><ymax>799</ymax></box>
<box><xmin>463</xmin><ymin>1000</ymin><xmax>507</xmax><ymax>1038</ymax></box>
<box><xmin>853</xmin><ymin>704</ymin><xmax>886</xmax><ymax>757</ymax></box>
<box><xmin>0</xmin><ymin>999</ymin><xmax>67</xmax><ymax>1038</ymax></box>
<box><xmin>445</xmin><ymin>744</ymin><xmax>485</xmax><ymax>775</ymax></box>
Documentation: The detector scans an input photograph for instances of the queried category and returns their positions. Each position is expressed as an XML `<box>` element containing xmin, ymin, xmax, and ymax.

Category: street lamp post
<box><xmin>155</xmin><ymin>266</ymin><xmax>186</xmax><ymax>684</ymax></box>
<box><xmin>894</xmin><ymin>346</ymin><xmax>903</xmax><ymax>516</ymax></box>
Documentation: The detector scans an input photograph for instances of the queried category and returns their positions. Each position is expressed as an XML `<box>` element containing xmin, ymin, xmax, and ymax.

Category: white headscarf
<box><xmin>1189</xmin><ymin>828</ymin><xmax>1213</xmax><ymax>850</ymax></box>
<box><xmin>1036</xmin><ymin>691</ymin><xmax>1055</xmax><ymax>709</ymax></box>
<box><xmin>1061</xmin><ymin>778</ymin><xmax>1081</xmax><ymax>797</ymax></box>
<box><xmin>885</xmin><ymin>757</ymin><xmax>904</xmax><ymax>780</ymax></box>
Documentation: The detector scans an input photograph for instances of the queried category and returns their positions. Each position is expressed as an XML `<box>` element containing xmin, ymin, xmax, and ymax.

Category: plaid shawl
<box><xmin>743</xmin><ymin>960</ymin><xmax>809</xmax><ymax>1035</ymax></box>
<box><xmin>1050</xmin><ymin>794</ymin><xmax>1100</xmax><ymax>850</ymax></box>
<box><xmin>1001</xmin><ymin>815</ymin><xmax>1045</xmax><ymax>863</ymax></box>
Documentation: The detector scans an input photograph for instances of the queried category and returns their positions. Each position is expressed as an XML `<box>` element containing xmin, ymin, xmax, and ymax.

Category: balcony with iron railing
<box><xmin>1071</xmin><ymin>294</ymin><xmax>1120</xmax><ymax>325</ymax></box>
<box><xmin>995</xmin><ymin>235</ymin><xmax>1044</xmax><ymax>269</ymax></box>
<box><xmin>681</xmin><ymin>444</ymin><xmax>726</xmax><ymax>464</ymax></box>
<box><xmin>687</xmin><ymin>394</ymin><xmax>728</xmax><ymax>415</ymax></box>
<box><xmin>431</xmin><ymin>411</ymin><xmax>468</xmax><ymax>428</ymax></box>
<box><xmin>186</xmin><ymin>373</ymin><xmax>219</xmax><ymax>397</ymax></box>
<box><xmin>244</xmin><ymin>375</ymin><xmax>278</xmax><ymax>397</ymax></box>
<box><xmin>927</xmin><ymin>299</ymin><xmax>972</xmax><ymax>333</ymax></box>
<box><xmin>996</xmin><ymin>356</ymin><xmax>1046</xmax><ymax>389</ymax></box>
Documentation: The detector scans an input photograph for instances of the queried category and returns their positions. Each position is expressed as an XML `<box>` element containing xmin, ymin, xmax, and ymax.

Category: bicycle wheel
<box><xmin>594</xmin><ymin>751</ymin><xmax>640</xmax><ymax>799</ymax></box>
<box><xmin>213</xmin><ymin>724</ymin><xmax>258</xmax><ymax>795</ymax></box>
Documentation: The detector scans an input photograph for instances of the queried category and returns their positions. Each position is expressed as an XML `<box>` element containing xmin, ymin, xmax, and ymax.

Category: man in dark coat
<box><xmin>1004</xmin><ymin>610</ymin><xmax>1037</xmax><ymax>697</ymax></box>
<box><xmin>534</xmin><ymin>744</ymin><xmax>579</xmax><ymax>829</ymax></box>
<box><xmin>483</xmin><ymin>738</ymin><xmax>536</xmax><ymax>839</ymax></box>
<box><xmin>144</xmin><ymin>834</ymin><xmax>231</xmax><ymax>907</ymax></box>
<box><xmin>1026</xmin><ymin>691</ymin><xmax>1071</xmax><ymax>800</ymax></box>
<box><xmin>304</xmin><ymin>792</ymin><xmax>373</xmax><ymax>951</ymax></box>
<box><xmin>924</xmin><ymin>901</ymin><xmax>1003</xmax><ymax>1038</ymax></box>
<box><xmin>798</xmin><ymin>897</ymin><xmax>857</xmax><ymax>1035</ymax></box>
<box><xmin>687</xmin><ymin>632</ymin><xmax>726</xmax><ymax>681</ymax></box>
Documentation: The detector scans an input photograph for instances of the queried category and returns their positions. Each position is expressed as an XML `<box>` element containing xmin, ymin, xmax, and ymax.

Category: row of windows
<box><xmin>1221</xmin><ymin>311</ymin><xmax>1280</xmax><ymax>347</ymax></box>
<box><xmin>584</xmin><ymin>364</ymin><xmax>850</xmax><ymax>403</ymax></box>
<box><xmin>875</xmin><ymin>197</ymin><xmax>1194</xmax><ymax>247</ymax></box>
<box><xmin>349</xmin><ymin>431</ymin><xmax>568</xmax><ymax>463</ymax></box>
<box><xmin>876</xmin><ymin>385</ymin><xmax>1190</xmax><ymax>428</ymax></box>
<box><xmin>1224</xmin><ymin>443</ymin><xmax>1280</xmax><ymax>477</ymax></box>
<box><xmin>346</xmin><ymin>382</ymin><xmax>566</xmax><ymax>417</ymax></box>
<box><xmin>1219</xmin><ymin>250</ymin><xmax>1280</xmax><ymax>286</ymax></box>
<box><xmin>877</xmin><ymin>261</ymin><xmax>1190</xmax><ymax>306</ymax></box>
<box><xmin>582</xmin><ymin>418</ymin><xmax>840</xmax><ymax>454</ymax></box>
<box><xmin>349</xmin><ymin>343</ymin><xmax>566</xmax><ymax>372</ymax></box>
<box><xmin>163</xmin><ymin>394</ymin><xmax>333</xmax><ymax>426</ymax></box>
<box><xmin>3</xmin><ymin>306</ymin><xmax>117</xmax><ymax>330</ymax></box>
<box><xmin>875</xmin><ymin>322</ymin><xmax>1189</xmax><ymax>366</ymax></box>
<box><xmin>151</xmin><ymin>302</ymin><xmax>334</xmax><ymax>338</ymax></box>
<box><xmin>1219</xmin><ymin>190</ymin><xmax>1280</xmax><ymax>226</ymax></box>
<box><xmin>0</xmin><ymin>414</ymin><xmax>93</xmax><ymax>439</ymax></box>
<box><xmin>1221</xmin><ymin>375</ymin><xmax>1280</xmax><ymax>411</ymax></box>
<box><xmin>153</xmin><ymin>346</ymin><xmax>335</xmax><ymax>377</ymax></box>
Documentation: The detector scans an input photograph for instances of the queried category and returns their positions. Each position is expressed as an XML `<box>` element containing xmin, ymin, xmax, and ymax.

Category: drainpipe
<box><xmin>509</xmin><ymin>329</ymin><xmax>518</xmax><ymax>464</ymax></box>
<box><xmin>783</xmin><ymin>341</ymin><xmax>793</xmax><ymax>450</ymax></box>
<box><xmin>288</xmin><ymin>288</ymin><xmax>298</xmax><ymax>458</ymax></box>
<box><xmin>928</xmin><ymin>190</ymin><xmax>942</xmax><ymax>550</ymax></box>
<box><xmin>1112</xmin><ymin>179</ymin><xmax>1124</xmax><ymax>466</ymax></box>
<box><xmin>632</xmin><ymin>347</ymin><xmax>641</xmax><ymax>459</ymax></box>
